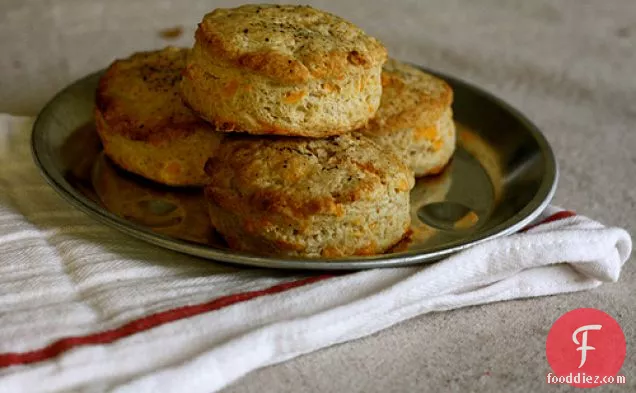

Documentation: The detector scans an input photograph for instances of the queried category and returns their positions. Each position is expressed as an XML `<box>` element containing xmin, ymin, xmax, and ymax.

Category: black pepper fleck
<box><xmin>243</xmin><ymin>28</ymin><xmax>249</xmax><ymax>33</ymax></box>
<box><xmin>265</xmin><ymin>38</ymin><xmax>269</xmax><ymax>41</ymax></box>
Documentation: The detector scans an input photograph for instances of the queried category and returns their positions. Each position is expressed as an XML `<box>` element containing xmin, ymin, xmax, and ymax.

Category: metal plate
<box><xmin>31</xmin><ymin>67</ymin><xmax>558</xmax><ymax>269</ymax></box>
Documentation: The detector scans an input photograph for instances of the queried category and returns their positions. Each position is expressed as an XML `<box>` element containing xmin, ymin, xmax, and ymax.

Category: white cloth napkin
<box><xmin>0</xmin><ymin>114</ymin><xmax>631</xmax><ymax>393</ymax></box>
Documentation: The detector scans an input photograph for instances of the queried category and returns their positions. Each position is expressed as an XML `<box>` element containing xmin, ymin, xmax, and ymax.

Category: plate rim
<box><xmin>31</xmin><ymin>67</ymin><xmax>558</xmax><ymax>270</ymax></box>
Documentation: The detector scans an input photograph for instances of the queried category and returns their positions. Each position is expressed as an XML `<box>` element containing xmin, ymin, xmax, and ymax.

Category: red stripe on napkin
<box><xmin>0</xmin><ymin>274</ymin><xmax>333</xmax><ymax>368</ymax></box>
<box><xmin>522</xmin><ymin>210</ymin><xmax>576</xmax><ymax>232</ymax></box>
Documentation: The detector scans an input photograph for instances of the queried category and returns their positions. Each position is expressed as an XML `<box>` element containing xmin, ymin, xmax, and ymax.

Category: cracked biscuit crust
<box><xmin>181</xmin><ymin>4</ymin><xmax>387</xmax><ymax>137</ymax></box>
<box><xmin>363</xmin><ymin>59</ymin><xmax>456</xmax><ymax>177</ymax></box>
<box><xmin>203</xmin><ymin>133</ymin><xmax>414</xmax><ymax>257</ymax></box>
<box><xmin>95</xmin><ymin>47</ymin><xmax>223</xmax><ymax>186</ymax></box>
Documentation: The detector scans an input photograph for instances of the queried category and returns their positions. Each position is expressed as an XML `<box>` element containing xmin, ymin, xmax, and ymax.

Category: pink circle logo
<box><xmin>546</xmin><ymin>308</ymin><xmax>626</xmax><ymax>388</ymax></box>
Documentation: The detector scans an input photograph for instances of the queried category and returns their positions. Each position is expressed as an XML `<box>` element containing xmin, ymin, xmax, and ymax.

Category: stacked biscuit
<box><xmin>94</xmin><ymin>4</ymin><xmax>456</xmax><ymax>258</ymax></box>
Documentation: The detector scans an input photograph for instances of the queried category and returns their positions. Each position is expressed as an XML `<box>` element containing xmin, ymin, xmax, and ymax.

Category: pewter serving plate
<box><xmin>32</xmin><ymin>67</ymin><xmax>557</xmax><ymax>270</ymax></box>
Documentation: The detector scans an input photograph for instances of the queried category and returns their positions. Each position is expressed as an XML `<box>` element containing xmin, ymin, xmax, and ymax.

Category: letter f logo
<box><xmin>572</xmin><ymin>324</ymin><xmax>602</xmax><ymax>368</ymax></box>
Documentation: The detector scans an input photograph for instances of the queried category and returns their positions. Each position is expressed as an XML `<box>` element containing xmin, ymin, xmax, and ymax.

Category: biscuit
<box><xmin>95</xmin><ymin>47</ymin><xmax>223</xmax><ymax>186</ymax></box>
<box><xmin>203</xmin><ymin>133</ymin><xmax>414</xmax><ymax>257</ymax></box>
<box><xmin>181</xmin><ymin>4</ymin><xmax>387</xmax><ymax>137</ymax></box>
<box><xmin>363</xmin><ymin>59</ymin><xmax>456</xmax><ymax>177</ymax></box>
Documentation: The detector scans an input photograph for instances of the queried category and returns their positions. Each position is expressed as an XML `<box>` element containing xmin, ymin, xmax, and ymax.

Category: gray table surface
<box><xmin>1</xmin><ymin>0</ymin><xmax>634</xmax><ymax>391</ymax></box>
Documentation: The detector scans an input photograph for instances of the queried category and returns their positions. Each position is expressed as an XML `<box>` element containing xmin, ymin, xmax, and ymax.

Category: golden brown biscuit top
<box><xmin>364</xmin><ymin>59</ymin><xmax>453</xmax><ymax>135</ymax></box>
<box><xmin>195</xmin><ymin>4</ymin><xmax>387</xmax><ymax>84</ymax></box>
<box><xmin>204</xmin><ymin>134</ymin><xmax>413</xmax><ymax>218</ymax></box>
<box><xmin>96</xmin><ymin>47</ymin><xmax>210</xmax><ymax>141</ymax></box>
